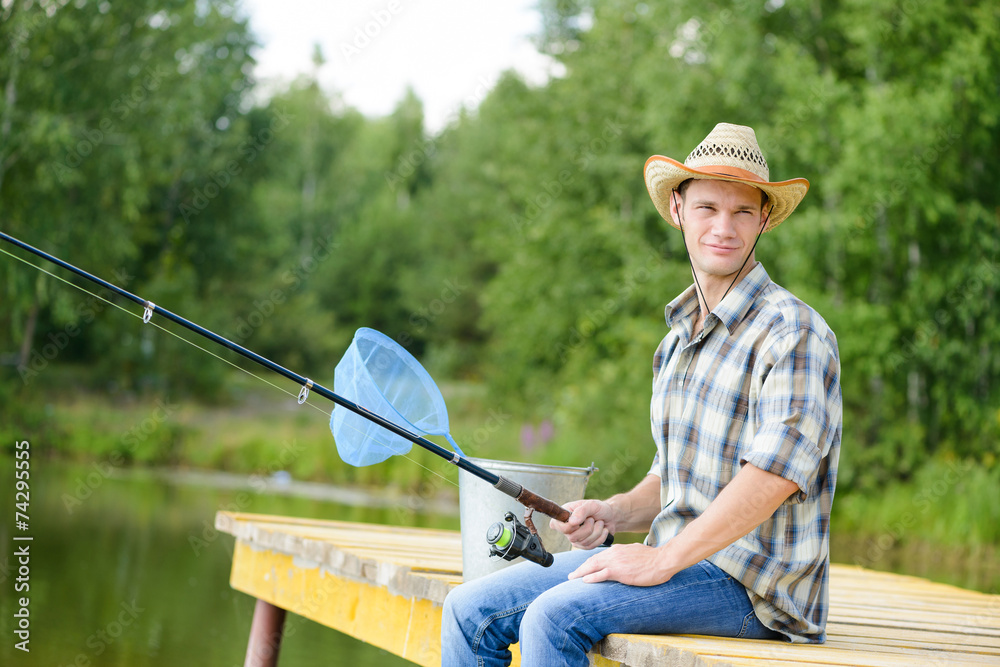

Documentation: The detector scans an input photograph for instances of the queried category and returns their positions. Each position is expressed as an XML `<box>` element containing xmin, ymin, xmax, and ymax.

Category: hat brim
<box><xmin>644</xmin><ymin>155</ymin><xmax>809</xmax><ymax>232</ymax></box>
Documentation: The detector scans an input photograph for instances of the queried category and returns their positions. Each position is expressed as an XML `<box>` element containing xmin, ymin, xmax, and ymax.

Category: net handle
<box><xmin>0</xmin><ymin>229</ymin><xmax>606</xmax><ymax>532</ymax></box>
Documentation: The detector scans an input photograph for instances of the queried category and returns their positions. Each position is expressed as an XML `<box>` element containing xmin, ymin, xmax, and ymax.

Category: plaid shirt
<box><xmin>647</xmin><ymin>262</ymin><xmax>842</xmax><ymax>643</ymax></box>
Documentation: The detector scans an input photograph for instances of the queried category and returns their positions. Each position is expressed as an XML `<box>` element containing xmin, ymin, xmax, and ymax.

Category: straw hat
<box><xmin>644</xmin><ymin>123</ymin><xmax>809</xmax><ymax>232</ymax></box>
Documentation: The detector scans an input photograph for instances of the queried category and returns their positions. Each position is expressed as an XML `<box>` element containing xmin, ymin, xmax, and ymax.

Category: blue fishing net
<box><xmin>331</xmin><ymin>327</ymin><xmax>464</xmax><ymax>467</ymax></box>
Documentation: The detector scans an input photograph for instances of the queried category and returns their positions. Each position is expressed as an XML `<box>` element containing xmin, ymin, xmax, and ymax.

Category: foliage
<box><xmin>1</xmin><ymin>0</ymin><xmax>998</xmax><ymax>504</ymax></box>
<box><xmin>0</xmin><ymin>0</ymin><xmax>261</xmax><ymax>396</ymax></box>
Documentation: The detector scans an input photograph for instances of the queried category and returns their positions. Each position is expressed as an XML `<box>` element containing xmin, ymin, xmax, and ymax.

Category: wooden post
<box><xmin>244</xmin><ymin>599</ymin><xmax>286</xmax><ymax>667</ymax></box>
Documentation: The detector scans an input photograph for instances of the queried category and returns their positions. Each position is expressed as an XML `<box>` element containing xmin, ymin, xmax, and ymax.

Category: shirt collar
<box><xmin>665</xmin><ymin>263</ymin><xmax>772</xmax><ymax>337</ymax></box>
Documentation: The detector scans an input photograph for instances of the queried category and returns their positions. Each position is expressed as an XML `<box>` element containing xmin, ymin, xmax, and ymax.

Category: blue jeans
<box><xmin>441</xmin><ymin>548</ymin><xmax>781</xmax><ymax>666</ymax></box>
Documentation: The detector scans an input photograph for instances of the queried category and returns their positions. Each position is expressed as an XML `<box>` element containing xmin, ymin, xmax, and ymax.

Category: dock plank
<box><xmin>216</xmin><ymin>511</ymin><xmax>1000</xmax><ymax>667</ymax></box>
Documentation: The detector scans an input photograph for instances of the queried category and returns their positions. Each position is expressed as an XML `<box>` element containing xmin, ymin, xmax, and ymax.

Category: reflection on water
<box><xmin>2</xmin><ymin>456</ymin><xmax>995</xmax><ymax>667</ymax></box>
<box><xmin>0</xmin><ymin>456</ymin><xmax>458</xmax><ymax>667</ymax></box>
<box><xmin>831</xmin><ymin>532</ymin><xmax>1000</xmax><ymax>595</ymax></box>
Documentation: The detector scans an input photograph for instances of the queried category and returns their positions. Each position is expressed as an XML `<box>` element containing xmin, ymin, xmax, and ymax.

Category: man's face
<box><xmin>671</xmin><ymin>179</ymin><xmax>767</xmax><ymax>286</ymax></box>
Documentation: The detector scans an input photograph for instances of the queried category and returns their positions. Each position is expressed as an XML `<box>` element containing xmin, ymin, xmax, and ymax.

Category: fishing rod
<box><xmin>0</xmin><ymin>230</ymin><xmax>612</xmax><ymax>562</ymax></box>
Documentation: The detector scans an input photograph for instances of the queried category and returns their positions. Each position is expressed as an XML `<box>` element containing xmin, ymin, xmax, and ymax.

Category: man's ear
<box><xmin>761</xmin><ymin>201</ymin><xmax>774</xmax><ymax>228</ymax></box>
<box><xmin>669</xmin><ymin>189</ymin><xmax>683</xmax><ymax>226</ymax></box>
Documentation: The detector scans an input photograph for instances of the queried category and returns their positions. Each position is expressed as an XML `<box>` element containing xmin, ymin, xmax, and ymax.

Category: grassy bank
<box><xmin>3</xmin><ymin>369</ymin><xmax>998</xmax><ymax>582</ymax></box>
<box><xmin>2</xmin><ymin>367</ymin><xmax>541</xmax><ymax>498</ymax></box>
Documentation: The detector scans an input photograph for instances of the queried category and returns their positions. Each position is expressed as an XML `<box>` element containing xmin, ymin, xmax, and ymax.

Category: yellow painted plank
<box><xmin>230</xmin><ymin>540</ymin><xmax>444</xmax><ymax>666</ymax></box>
<box><xmin>219</xmin><ymin>513</ymin><xmax>1000</xmax><ymax>667</ymax></box>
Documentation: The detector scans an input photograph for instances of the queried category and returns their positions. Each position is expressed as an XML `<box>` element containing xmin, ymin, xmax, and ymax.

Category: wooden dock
<box><xmin>216</xmin><ymin>511</ymin><xmax>1000</xmax><ymax>666</ymax></box>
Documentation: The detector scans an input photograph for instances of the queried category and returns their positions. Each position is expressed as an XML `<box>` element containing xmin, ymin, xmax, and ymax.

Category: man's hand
<box><xmin>549</xmin><ymin>474</ymin><xmax>662</xmax><ymax>550</ymax></box>
<box><xmin>567</xmin><ymin>543</ymin><xmax>674</xmax><ymax>586</ymax></box>
<box><xmin>549</xmin><ymin>499</ymin><xmax>616</xmax><ymax>550</ymax></box>
<box><xmin>559</xmin><ymin>464</ymin><xmax>799</xmax><ymax>587</ymax></box>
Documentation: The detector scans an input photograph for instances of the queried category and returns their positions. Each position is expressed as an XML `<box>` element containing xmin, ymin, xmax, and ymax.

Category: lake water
<box><xmin>0</xmin><ymin>455</ymin><xmax>458</xmax><ymax>667</ymax></box>
<box><xmin>2</xmin><ymin>454</ymin><xmax>995</xmax><ymax>667</ymax></box>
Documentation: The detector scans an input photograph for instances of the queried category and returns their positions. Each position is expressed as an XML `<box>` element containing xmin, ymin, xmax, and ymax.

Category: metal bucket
<box><xmin>458</xmin><ymin>458</ymin><xmax>595</xmax><ymax>582</ymax></box>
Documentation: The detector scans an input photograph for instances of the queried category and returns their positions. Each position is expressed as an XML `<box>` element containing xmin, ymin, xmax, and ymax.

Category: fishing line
<box><xmin>0</xmin><ymin>244</ymin><xmax>458</xmax><ymax>489</ymax></box>
<box><xmin>2</xmin><ymin>229</ymin><xmax>610</xmax><ymax>554</ymax></box>
<box><xmin>1</xmin><ymin>243</ymin><xmax>308</xmax><ymax>399</ymax></box>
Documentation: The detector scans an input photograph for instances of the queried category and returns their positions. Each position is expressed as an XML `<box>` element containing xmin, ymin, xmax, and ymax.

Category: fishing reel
<box><xmin>486</xmin><ymin>510</ymin><xmax>554</xmax><ymax>568</ymax></box>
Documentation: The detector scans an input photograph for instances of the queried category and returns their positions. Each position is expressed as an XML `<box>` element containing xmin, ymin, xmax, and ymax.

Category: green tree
<box><xmin>0</xmin><ymin>0</ymin><xmax>260</xmax><ymax>394</ymax></box>
<box><xmin>444</xmin><ymin>0</ymin><xmax>1000</xmax><ymax>487</ymax></box>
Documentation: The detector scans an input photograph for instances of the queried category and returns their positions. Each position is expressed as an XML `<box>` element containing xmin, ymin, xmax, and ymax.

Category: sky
<box><xmin>240</xmin><ymin>0</ymin><xmax>560</xmax><ymax>133</ymax></box>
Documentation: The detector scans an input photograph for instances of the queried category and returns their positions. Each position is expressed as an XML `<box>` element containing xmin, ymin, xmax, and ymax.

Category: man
<box><xmin>442</xmin><ymin>123</ymin><xmax>842</xmax><ymax>666</ymax></box>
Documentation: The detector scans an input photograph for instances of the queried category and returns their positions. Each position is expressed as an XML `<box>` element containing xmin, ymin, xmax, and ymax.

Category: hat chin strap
<box><xmin>672</xmin><ymin>191</ymin><xmax>771</xmax><ymax>324</ymax></box>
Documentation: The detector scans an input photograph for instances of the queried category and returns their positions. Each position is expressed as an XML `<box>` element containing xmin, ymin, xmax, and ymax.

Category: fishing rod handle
<box><xmin>496</xmin><ymin>477</ymin><xmax>615</xmax><ymax>547</ymax></box>
<box><xmin>0</xmin><ymin>229</ymin><xmax>611</xmax><ymax>546</ymax></box>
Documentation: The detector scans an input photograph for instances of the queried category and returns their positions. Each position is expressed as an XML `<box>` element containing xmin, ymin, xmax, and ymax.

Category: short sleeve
<box><xmin>648</xmin><ymin>451</ymin><xmax>662</xmax><ymax>478</ymax></box>
<box><xmin>741</xmin><ymin>326</ymin><xmax>842</xmax><ymax>502</ymax></box>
